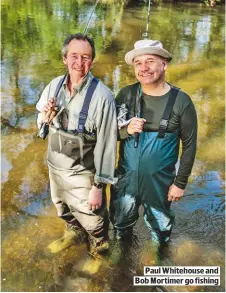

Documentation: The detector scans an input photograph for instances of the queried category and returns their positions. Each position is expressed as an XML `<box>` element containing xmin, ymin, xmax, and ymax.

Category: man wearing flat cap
<box><xmin>110</xmin><ymin>40</ymin><xmax>197</xmax><ymax>246</ymax></box>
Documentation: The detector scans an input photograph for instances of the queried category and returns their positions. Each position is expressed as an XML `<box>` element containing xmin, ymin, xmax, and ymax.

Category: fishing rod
<box><xmin>83</xmin><ymin>0</ymin><xmax>100</xmax><ymax>34</ymax></box>
<box><xmin>38</xmin><ymin>0</ymin><xmax>100</xmax><ymax>139</ymax></box>
<box><xmin>143</xmin><ymin>0</ymin><xmax>152</xmax><ymax>39</ymax></box>
<box><xmin>134</xmin><ymin>0</ymin><xmax>152</xmax><ymax>148</ymax></box>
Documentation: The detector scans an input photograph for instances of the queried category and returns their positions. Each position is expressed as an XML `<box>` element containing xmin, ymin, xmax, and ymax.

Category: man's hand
<box><xmin>168</xmin><ymin>184</ymin><xmax>185</xmax><ymax>202</ymax></box>
<box><xmin>88</xmin><ymin>185</ymin><xmax>102</xmax><ymax>211</ymax></box>
<box><xmin>127</xmin><ymin>117</ymin><xmax>146</xmax><ymax>135</ymax></box>
<box><xmin>41</xmin><ymin>98</ymin><xmax>58</xmax><ymax>123</ymax></box>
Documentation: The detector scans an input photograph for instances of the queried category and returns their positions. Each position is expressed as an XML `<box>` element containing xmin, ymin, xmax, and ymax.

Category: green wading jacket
<box><xmin>36</xmin><ymin>72</ymin><xmax>118</xmax><ymax>185</ymax></box>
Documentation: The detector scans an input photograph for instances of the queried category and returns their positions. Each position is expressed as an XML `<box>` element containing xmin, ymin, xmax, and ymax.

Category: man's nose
<box><xmin>76</xmin><ymin>55</ymin><xmax>83</xmax><ymax>66</ymax></box>
<box><xmin>140</xmin><ymin>62</ymin><xmax>149</xmax><ymax>71</ymax></box>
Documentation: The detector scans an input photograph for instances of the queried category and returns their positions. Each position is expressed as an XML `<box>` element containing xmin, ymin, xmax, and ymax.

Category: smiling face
<box><xmin>63</xmin><ymin>39</ymin><xmax>93</xmax><ymax>80</ymax></box>
<box><xmin>133</xmin><ymin>54</ymin><xmax>168</xmax><ymax>85</ymax></box>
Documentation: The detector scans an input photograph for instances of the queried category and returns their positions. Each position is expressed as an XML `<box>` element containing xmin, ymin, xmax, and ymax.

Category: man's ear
<box><xmin>63</xmin><ymin>56</ymin><xmax>67</xmax><ymax>65</ymax></box>
<box><xmin>90</xmin><ymin>60</ymin><xmax>94</xmax><ymax>68</ymax></box>
<box><xmin>163</xmin><ymin>60</ymin><xmax>168</xmax><ymax>70</ymax></box>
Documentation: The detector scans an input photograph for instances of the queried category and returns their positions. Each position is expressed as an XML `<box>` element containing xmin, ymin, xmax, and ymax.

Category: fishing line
<box><xmin>83</xmin><ymin>0</ymin><xmax>101</xmax><ymax>34</ymax></box>
<box><xmin>38</xmin><ymin>0</ymin><xmax>101</xmax><ymax>139</ymax></box>
<box><xmin>134</xmin><ymin>0</ymin><xmax>152</xmax><ymax>148</ymax></box>
<box><xmin>139</xmin><ymin>4</ymin><xmax>146</xmax><ymax>36</ymax></box>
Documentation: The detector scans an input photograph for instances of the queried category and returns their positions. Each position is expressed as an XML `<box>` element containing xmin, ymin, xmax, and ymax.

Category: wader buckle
<box><xmin>158</xmin><ymin>119</ymin><xmax>168</xmax><ymax>138</ymax></box>
<box><xmin>79</xmin><ymin>112</ymin><xmax>87</xmax><ymax>119</ymax></box>
<box><xmin>159</xmin><ymin>119</ymin><xmax>168</xmax><ymax>129</ymax></box>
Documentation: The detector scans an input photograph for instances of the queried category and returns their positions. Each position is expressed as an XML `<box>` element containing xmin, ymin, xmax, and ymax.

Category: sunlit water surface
<box><xmin>1</xmin><ymin>0</ymin><xmax>225</xmax><ymax>291</ymax></box>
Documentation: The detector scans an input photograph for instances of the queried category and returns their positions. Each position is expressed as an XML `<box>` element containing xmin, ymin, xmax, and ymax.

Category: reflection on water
<box><xmin>1</xmin><ymin>0</ymin><xmax>225</xmax><ymax>292</ymax></box>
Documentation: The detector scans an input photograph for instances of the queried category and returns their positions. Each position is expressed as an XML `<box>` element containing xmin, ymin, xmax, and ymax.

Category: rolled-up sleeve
<box><xmin>36</xmin><ymin>83</ymin><xmax>51</xmax><ymax>129</ymax></box>
<box><xmin>94</xmin><ymin>96</ymin><xmax>118</xmax><ymax>185</ymax></box>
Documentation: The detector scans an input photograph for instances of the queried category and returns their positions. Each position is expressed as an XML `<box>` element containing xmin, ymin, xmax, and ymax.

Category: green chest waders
<box><xmin>110</xmin><ymin>87</ymin><xmax>180</xmax><ymax>244</ymax></box>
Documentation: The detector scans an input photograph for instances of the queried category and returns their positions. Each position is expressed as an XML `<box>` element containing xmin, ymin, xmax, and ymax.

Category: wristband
<box><xmin>94</xmin><ymin>183</ymin><xmax>104</xmax><ymax>189</ymax></box>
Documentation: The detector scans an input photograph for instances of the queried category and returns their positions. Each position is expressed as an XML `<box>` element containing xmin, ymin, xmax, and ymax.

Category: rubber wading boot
<box><xmin>107</xmin><ymin>239</ymin><xmax>125</xmax><ymax>265</ymax></box>
<box><xmin>89</xmin><ymin>239</ymin><xmax>109</xmax><ymax>257</ymax></box>
<box><xmin>48</xmin><ymin>225</ymin><xmax>87</xmax><ymax>254</ymax></box>
<box><xmin>139</xmin><ymin>240</ymin><xmax>160</xmax><ymax>267</ymax></box>
<box><xmin>108</xmin><ymin>228</ymin><xmax>138</xmax><ymax>265</ymax></box>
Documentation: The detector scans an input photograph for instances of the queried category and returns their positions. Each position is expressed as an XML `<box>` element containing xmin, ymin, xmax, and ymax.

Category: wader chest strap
<box><xmin>54</xmin><ymin>75</ymin><xmax>67</xmax><ymax>98</ymax></box>
<box><xmin>157</xmin><ymin>87</ymin><xmax>179</xmax><ymax>138</ymax></box>
<box><xmin>77</xmin><ymin>77</ymin><xmax>99</xmax><ymax>133</ymax></box>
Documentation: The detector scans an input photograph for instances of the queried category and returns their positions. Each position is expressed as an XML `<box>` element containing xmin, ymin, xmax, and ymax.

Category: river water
<box><xmin>1</xmin><ymin>0</ymin><xmax>225</xmax><ymax>292</ymax></box>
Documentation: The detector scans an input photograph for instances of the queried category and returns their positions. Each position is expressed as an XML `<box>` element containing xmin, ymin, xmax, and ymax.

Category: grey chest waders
<box><xmin>110</xmin><ymin>86</ymin><xmax>180</xmax><ymax>244</ymax></box>
<box><xmin>48</xmin><ymin>78</ymin><xmax>99</xmax><ymax>170</ymax></box>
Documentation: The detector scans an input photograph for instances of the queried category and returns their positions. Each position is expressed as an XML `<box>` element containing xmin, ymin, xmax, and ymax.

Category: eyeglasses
<box><xmin>68</xmin><ymin>54</ymin><xmax>92</xmax><ymax>63</ymax></box>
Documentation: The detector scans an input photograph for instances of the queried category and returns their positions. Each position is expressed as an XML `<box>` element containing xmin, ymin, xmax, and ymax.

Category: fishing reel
<box><xmin>37</xmin><ymin>106</ymin><xmax>60</xmax><ymax>139</ymax></box>
<box><xmin>38</xmin><ymin>122</ymin><xmax>49</xmax><ymax>139</ymax></box>
<box><xmin>142</xmin><ymin>32</ymin><xmax>148</xmax><ymax>39</ymax></box>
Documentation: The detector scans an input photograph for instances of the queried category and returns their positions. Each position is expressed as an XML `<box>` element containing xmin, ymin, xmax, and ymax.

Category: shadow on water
<box><xmin>1</xmin><ymin>0</ymin><xmax>225</xmax><ymax>292</ymax></box>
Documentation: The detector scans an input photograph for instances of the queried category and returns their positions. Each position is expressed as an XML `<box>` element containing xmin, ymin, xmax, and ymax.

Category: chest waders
<box><xmin>47</xmin><ymin>77</ymin><xmax>99</xmax><ymax>171</ymax></box>
<box><xmin>47</xmin><ymin>78</ymin><xmax>109</xmax><ymax>247</ymax></box>
<box><xmin>110</xmin><ymin>86</ymin><xmax>180</xmax><ymax>244</ymax></box>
